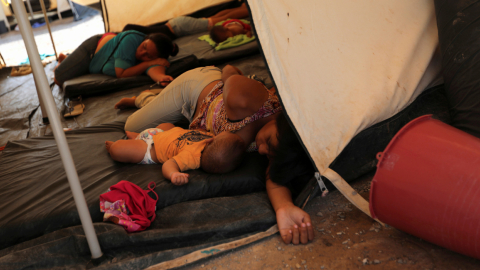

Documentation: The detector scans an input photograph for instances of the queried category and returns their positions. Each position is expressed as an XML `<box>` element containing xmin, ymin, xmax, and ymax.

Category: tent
<box><xmin>0</xmin><ymin>0</ymin><xmax>463</xmax><ymax>268</ymax></box>
<box><xmin>249</xmin><ymin>0</ymin><xmax>442</xmax><ymax>213</ymax></box>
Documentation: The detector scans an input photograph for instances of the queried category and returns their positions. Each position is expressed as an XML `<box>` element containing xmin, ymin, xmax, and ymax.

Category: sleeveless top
<box><xmin>189</xmin><ymin>81</ymin><xmax>282</xmax><ymax>136</ymax></box>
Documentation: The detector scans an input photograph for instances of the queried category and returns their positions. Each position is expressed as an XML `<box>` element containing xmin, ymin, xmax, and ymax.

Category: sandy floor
<box><xmin>183</xmin><ymin>173</ymin><xmax>480</xmax><ymax>270</ymax></box>
<box><xmin>0</xmin><ymin>13</ymin><xmax>104</xmax><ymax>66</ymax></box>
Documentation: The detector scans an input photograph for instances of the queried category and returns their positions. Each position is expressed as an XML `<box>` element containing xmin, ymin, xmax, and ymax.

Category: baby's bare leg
<box><xmin>125</xmin><ymin>131</ymin><xmax>139</xmax><ymax>139</ymax></box>
<box><xmin>105</xmin><ymin>141</ymin><xmax>115</xmax><ymax>151</ymax></box>
<box><xmin>106</xmin><ymin>139</ymin><xmax>147</xmax><ymax>163</ymax></box>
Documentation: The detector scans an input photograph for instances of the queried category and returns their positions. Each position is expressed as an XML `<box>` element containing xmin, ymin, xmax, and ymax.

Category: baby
<box><xmin>106</xmin><ymin>123</ymin><xmax>246</xmax><ymax>185</ymax></box>
<box><xmin>209</xmin><ymin>19</ymin><xmax>252</xmax><ymax>44</ymax></box>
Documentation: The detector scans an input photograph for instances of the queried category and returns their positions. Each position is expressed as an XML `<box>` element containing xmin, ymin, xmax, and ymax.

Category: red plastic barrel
<box><xmin>370</xmin><ymin>115</ymin><xmax>480</xmax><ymax>259</ymax></box>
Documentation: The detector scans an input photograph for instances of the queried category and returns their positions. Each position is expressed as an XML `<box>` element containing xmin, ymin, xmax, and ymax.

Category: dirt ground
<box><xmin>184</xmin><ymin>172</ymin><xmax>480</xmax><ymax>270</ymax></box>
<box><xmin>0</xmin><ymin>13</ymin><xmax>104</xmax><ymax>66</ymax></box>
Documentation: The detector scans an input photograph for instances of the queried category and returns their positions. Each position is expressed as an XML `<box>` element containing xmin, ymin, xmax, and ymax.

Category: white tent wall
<box><xmin>101</xmin><ymin>0</ymin><xmax>235</xmax><ymax>33</ymax></box>
<box><xmin>249</xmin><ymin>0</ymin><xmax>442</xmax><ymax>174</ymax></box>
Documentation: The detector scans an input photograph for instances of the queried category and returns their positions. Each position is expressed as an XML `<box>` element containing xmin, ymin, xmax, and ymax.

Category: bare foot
<box><xmin>125</xmin><ymin>131</ymin><xmax>139</xmax><ymax>139</ymax></box>
<box><xmin>114</xmin><ymin>97</ymin><xmax>136</xmax><ymax>110</ymax></box>
<box><xmin>54</xmin><ymin>53</ymin><xmax>68</xmax><ymax>87</ymax></box>
<box><xmin>58</xmin><ymin>53</ymin><xmax>67</xmax><ymax>63</ymax></box>
<box><xmin>105</xmin><ymin>141</ymin><xmax>114</xmax><ymax>151</ymax></box>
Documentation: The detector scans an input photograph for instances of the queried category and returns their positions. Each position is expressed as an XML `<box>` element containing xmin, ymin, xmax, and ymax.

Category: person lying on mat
<box><xmin>106</xmin><ymin>123</ymin><xmax>246</xmax><ymax>185</ymax></box>
<box><xmin>209</xmin><ymin>19</ymin><xmax>252</xmax><ymax>44</ymax></box>
<box><xmin>122</xmin><ymin>3</ymin><xmax>250</xmax><ymax>41</ymax></box>
<box><xmin>54</xmin><ymin>30</ymin><xmax>179</xmax><ymax>88</ymax></box>
<box><xmin>114</xmin><ymin>65</ymin><xmax>313</xmax><ymax>244</ymax></box>
<box><xmin>255</xmin><ymin>113</ymin><xmax>316</xmax><ymax>245</ymax></box>
<box><xmin>116</xmin><ymin>65</ymin><xmax>281</xmax><ymax>152</ymax></box>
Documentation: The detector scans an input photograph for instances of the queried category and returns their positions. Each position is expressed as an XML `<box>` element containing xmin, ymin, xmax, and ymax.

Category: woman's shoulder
<box><xmin>115</xmin><ymin>30</ymin><xmax>145</xmax><ymax>44</ymax></box>
<box><xmin>119</xmin><ymin>30</ymin><xmax>146</xmax><ymax>38</ymax></box>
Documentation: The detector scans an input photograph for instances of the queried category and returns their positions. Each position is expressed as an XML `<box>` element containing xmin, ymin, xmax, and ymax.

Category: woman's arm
<box><xmin>115</xmin><ymin>61</ymin><xmax>156</xmax><ymax>78</ymax></box>
<box><xmin>116</xmin><ymin>58</ymin><xmax>170</xmax><ymax>78</ymax></box>
<box><xmin>221</xmin><ymin>64</ymin><xmax>243</xmax><ymax>82</ymax></box>
<box><xmin>147</xmin><ymin>65</ymin><xmax>174</xmax><ymax>86</ymax></box>
<box><xmin>266</xmin><ymin>177</ymin><xmax>315</xmax><ymax>245</ymax></box>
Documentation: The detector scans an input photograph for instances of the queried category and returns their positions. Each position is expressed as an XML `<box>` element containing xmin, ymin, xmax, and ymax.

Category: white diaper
<box><xmin>135</xmin><ymin>128</ymin><xmax>163</xmax><ymax>164</ymax></box>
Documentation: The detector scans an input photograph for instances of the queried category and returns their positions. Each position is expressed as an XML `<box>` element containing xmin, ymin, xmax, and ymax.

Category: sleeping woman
<box><xmin>54</xmin><ymin>30</ymin><xmax>179</xmax><ymax>88</ymax></box>
<box><xmin>115</xmin><ymin>64</ymin><xmax>315</xmax><ymax>244</ymax></box>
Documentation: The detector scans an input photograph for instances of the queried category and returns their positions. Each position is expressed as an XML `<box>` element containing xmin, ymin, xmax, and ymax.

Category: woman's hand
<box><xmin>147</xmin><ymin>66</ymin><xmax>172</xmax><ymax>86</ymax></box>
<box><xmin>171</xmin><ymin>172</ymin><xmax>189</xmax><ymax>185</ymax></box>
<box><xmin>276</xmin><ymin>204</ymin><xmax>315</xmax><ymax>244</ymax></box>
<box><xmin>266</xmin><ymin>178</ymin><xmax>315</xmax><ymax>245</ymax></box>
<box><xmin>156</xmin><ymin>75</ymin><xmax>174</xmax><ymax>86</ymax></box>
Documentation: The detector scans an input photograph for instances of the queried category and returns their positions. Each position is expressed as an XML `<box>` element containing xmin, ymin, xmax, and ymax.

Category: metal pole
<box><xmin>24</xmin><ymin>0</ymin><xmax>34</xmax><ymax>19</ymax></box>
<box><xmin>38</xmin><ymin>0</ymin><xmax>58</xmax><ymax>61</ymax></box>
<box><xmin>11</xmin><ymin>0</ymin><xmax>103</xmax><ymax>259</ymax></box>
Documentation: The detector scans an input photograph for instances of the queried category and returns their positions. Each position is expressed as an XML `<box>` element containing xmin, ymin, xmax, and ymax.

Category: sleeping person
<box><xmin>122</xmin><ymin>3</ymin><xmax>250</xmax><ymax>40</ymax></box>
<box><xmin>209</xmin><ymin>19</ymin><xmax>252</xmax><ymax>44</ymax></box>
<box><xmin>112</xmin><ymin>65</ymin><xmax>314</xmax><ymax>245</ymax></box>
<box><xmin>105</xmin><ymin>123</ymin><xmax>246</xmax><ymax>185</ymax></box>
<box><xmin>54</xmin><ymin>30</ymin><xmax>179</xmax><ymax>88</ymax></box>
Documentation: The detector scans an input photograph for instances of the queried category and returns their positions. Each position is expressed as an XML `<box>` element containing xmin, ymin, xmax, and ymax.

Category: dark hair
<box><xmin>145</xmin><ymin>33</ymin><xmax>179</xmax><ymax>58</ymax></box>
<box><xmin>201</xmin><ymin>132</ymin><xmax>246</xmax><ymax>174</ymax></box>
<box><xmin>269</xmin><ymin>113</ymin><xmax>315</xmax><ymax>188</ymax></box>
<box><xmin>209</xmin><ymin>25</ymin><xmax>229</xmax><ymax>44</ymax></box>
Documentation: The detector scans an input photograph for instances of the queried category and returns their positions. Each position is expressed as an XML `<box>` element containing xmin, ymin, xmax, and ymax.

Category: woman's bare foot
<box><xmin>125</xmin><ymin>131</ymin><xmax>139</xmax><ymax>139</ymax></box>
<box><xmin>58</xmin><ymin>53</ymin><xmax>67</xmax><ymax>64</ymax></box>
<box><xmin>114</xmin><ymin>97</ymin><xmax>136</xmax><ymax>110</ymax></box>
<box><xmin>105</xmin><ymin>141</ymin><xmax>114</xmax><ymax>151</ymax></box>
<box><xmin>54</xmin><ymin>53</ymin><xmax>68</xmax><ymax>87</ymax></box>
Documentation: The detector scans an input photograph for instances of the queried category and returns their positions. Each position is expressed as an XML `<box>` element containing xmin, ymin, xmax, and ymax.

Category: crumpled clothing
<box><xmin>99</xmin><ymin>181</ymin><xmax>158</xmax><ymax>232</ymax></box>
<box><xmin>100</xmin><ymin>199</ymin><xmax>142</xmax><ymax>233</ymax></box>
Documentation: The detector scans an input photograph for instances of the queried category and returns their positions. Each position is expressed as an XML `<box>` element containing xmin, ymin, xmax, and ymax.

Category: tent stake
<box><xmin>11</xmin><ymin>0</ymin><xmax>103</xmax><ymax>259</ymax></box>
<box><xmin>146</xmin><ymin>225</ymin><xmax>279</xmax><ymax>270</ymax></box>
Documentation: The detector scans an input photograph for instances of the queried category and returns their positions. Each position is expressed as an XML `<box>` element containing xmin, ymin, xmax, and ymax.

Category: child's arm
<box><xmin>266</xmin><ymin>177</ymin><xmax>315</xmax><ymax>245</ymax></box>
<box><xmin>156</xmin><ymin>123</ymin><xmax>175</xmax><ymax>131</ymax></box>
<box><xmin>162</xmin><ymin>158</ymin><xmax>189</xmax><ymax>185</ymax></box>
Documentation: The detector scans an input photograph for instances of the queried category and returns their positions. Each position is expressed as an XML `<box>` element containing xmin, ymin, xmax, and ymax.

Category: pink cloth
<box><xmin>100</xmin><ymin>181</ymin><xmax>158</xmax><ymax>232</ymax></box>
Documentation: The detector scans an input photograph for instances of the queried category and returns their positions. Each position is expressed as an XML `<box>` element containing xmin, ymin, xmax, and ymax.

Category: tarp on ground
<box><xmin>0</xmin><ymin>0</ymin><xmax>457</xmax><ymax>268</ymax></box>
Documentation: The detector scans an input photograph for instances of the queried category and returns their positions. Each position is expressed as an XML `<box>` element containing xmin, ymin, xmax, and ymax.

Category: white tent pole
<box><xmin>11</xmin><ymin>0</ymin><xmax>103</xmax><ymax>259</ymax></box>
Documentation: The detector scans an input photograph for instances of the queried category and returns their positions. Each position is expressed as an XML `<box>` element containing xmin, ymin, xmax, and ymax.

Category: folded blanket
<box><xmin>199</xmin><ymin>34</ymin><xmax>256</xmax><ymax>51</ymax></box>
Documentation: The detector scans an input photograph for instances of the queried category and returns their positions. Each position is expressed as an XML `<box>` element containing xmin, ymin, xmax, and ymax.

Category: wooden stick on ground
<box><xmin>145</xmin><ymin>225</ymin><xmax>279</xmax><ymax>270</ymax></box>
